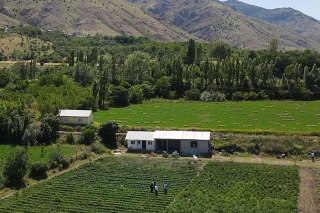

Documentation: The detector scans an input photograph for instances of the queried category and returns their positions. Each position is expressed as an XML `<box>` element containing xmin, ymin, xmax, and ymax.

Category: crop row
<box><xmin>164</xmin><ymin>162</ymin><xmax>299</xmax><ymax>213</ymax></box>
<box><xmin>0</xmin><ymin>157</ymin><xmax>197</xmax><ymax>213</ymax></box>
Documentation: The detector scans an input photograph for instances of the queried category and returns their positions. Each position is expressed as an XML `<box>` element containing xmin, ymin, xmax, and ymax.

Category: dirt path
<box><xmin>298</xmin><ymin>168</ymin><xmax>319</xmax><ymax>213</ymax></box>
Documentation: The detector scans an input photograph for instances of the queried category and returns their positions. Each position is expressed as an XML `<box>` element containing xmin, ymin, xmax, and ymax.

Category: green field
<box><xmin>0</xmin><ymin>157</ymin><xmax>300</xmax><ymax>213</ymax></box>
<box><xmin>0</xmin><ymin>144</ymin><xmax>85</xmax><ymax>172</ymax></box>
<box><xmin>0</xmin><ymin>157</ymin><xmax>197</xmax><ymax>213</ymax></box>
<box><xmin>95</xmin><ymin>100</ymin><xmax>320</xmax><ymax>133</ymax></box>
<box><xmin>164</xmin><ymin>161</ymin><xmax>299</xmax><ymax>213</ymax></box>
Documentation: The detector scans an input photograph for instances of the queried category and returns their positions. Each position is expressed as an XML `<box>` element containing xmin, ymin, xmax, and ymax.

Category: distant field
<box><xmin>0</xmin><ymin>157</ymin><xmax>300</xmax><ymax>213</ymax></box>
<box><xmin>94</xmin><ymin>100</ymin><xmax>320</xmax><ymax>133</ymax></box>
<box><xmin>0</xmin><ymin>61</ymin><xmax>62</xmax><ymax>68</ymax></box>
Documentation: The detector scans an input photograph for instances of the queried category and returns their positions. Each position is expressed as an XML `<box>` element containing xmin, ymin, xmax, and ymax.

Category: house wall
<box><xmin>60</xmin><ymin>116</ymin><xmax>90</xmax><ymax>125</ymax></box>
<box><xmin>127</xmin><ymin>140</ymin><xmax>156</xmax><ymax>151</ymax></box>
<box><xmin>180</xmin><ymin>140</ymin><xmax>210</xmax><ymax>156</ymax></box>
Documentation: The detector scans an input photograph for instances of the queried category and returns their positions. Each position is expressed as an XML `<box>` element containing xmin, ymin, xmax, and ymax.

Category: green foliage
<box><xmin>29</xmin><ymin>162</ymin><xmax>48</xmax><ymax>179</ymax></box>
<box><xmin>128</xmin><ymin>85</ymin><xmax>144</xmax><ymax>104</ymax></box>
<box><xmin>48</xmin><ymin>146</ymin><xmax>71</xmax><ymax>170</ymax></box>
<box><xmin>2</xmin><ymin>148</ymin><xmax>28</xmax><ymax>187</ymax></box>
<box><xmin>39</xmin><ymin>114</ymin><xmax>60</xmax><ymax>145</ymax></box>
<box><xmin>210</xmin><ymin>41</ymin><xmax>232</xmax><ymax>59</ymax></box>
<box><xmin>184</xmin><ymin>88</ymin><xmax>200</xmax><ymax>101</ymax></box>
<box><xmin>98</xmin><ymin>121</ymin><xmax>119</xmax><ymax>148</ymax></box>
<box><xmin>109</xmin><ymin>86</ymin><xmax>129</xmax><ymax>107</ymax></box>
<box><xmin>79</xmin><ymin>127</ymin><xmax>96</xmax><ymax>145</ymax></box>
<box><xmin>90</xmin><ymin>141</ymin><xmax>106</xmax><ymax>154</ymax></box>
<box><xmin>65</xmin><ymin>133</ymin><xmax>75</xmax><ymax>144</ymax></box>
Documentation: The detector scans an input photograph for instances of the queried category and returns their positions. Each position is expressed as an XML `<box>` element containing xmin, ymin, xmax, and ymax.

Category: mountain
<box><xmin>128</xmin><ymin>0</ymin><xmax>320</xmax><ymax>51</ymax></box>
<box><xmin>223</xmin><ymin>0</ymin><xmax>320</xmax><ymax>45</ymax></box>
<box><xmin>1</xmin><ymin>0</ymin><xmax>320</xmax><ymax>51</ymax></box>
<box><xmin>0</xmin><ymin>0</ymin><xmax>195</xmax><ymax>41</ymax></box>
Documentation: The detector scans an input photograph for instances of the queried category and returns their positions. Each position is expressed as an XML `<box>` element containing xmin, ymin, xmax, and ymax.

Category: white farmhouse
<box><xmin>58</xmin><ymin>110</ymin><xmax>93</xmax><ymax>125</ymax></box>
<box><xmin>126</xmin><ymin>130</ymin><xmax>212</xmax><ymax>156</ymax></box>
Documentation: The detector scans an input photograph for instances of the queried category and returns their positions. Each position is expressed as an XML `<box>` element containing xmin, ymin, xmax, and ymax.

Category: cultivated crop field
<box><xmin>164</xmin><ymin>161</ymin><xmax>299</xmax><ymax>213</ymax></box>
<box><xmin>0</xmin><ymin>157</ymin><xmax>197</xmax><ymax>213</ymax></box>
<box><xmin>0</xmin><ymin>157</ymin><xmax>300</xmax><ymax>213</ymax></box>
<box><xmin>95</xmin><ymin>100</ymin><xmax>320</xmax><ymax>133</ymax></box>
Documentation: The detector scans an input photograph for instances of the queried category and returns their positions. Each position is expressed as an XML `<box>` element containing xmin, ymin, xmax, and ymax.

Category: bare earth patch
<box><xmin>299</xmin><ymin>168</ymin><xmax>319</xmax><ymax>213</ymax></box>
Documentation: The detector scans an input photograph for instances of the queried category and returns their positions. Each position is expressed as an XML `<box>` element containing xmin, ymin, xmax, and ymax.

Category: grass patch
<box><xmin>95</xmin><ymin>100</ymin><xmax>320</xmax><ymax>134</ymax></box>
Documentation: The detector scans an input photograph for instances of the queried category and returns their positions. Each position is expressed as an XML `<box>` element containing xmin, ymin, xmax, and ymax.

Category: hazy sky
<box><xmin>220</xmin><ymin>0</ymin><xmax>320</xmax><ymax>20</ymax></box>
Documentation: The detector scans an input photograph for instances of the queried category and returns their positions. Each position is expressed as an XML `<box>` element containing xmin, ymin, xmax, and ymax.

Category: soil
<box><xmin>298</xmin><ymin>168</ymin><xmax>320</xmax><ymax>213</ymax></box>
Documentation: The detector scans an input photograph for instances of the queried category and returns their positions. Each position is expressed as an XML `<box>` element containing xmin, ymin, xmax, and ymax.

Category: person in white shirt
<box><xmin>154</xmin><ymin>184</ymin><xmax>158</xmax><ymax>195</ymax></box>
<box><xmin>311</xmin><ymin>152</ymin><xmax>315</xmax><ymax>162</ymax></box>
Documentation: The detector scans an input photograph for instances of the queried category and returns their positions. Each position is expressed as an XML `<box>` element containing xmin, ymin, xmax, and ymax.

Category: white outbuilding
<box><xmin>58</xmin><ymin>110</ymin><xmax>93</xmax><ymax>125</ymax></box>
<box><xmin>126</xmin><ymin>130</ymin><xmax>212</xmax><ymax>156</ymax></box>
<box><xmin>125</xmin><ymin>131</ymin><xmax>155</xmax><ymax>151</ymax></box>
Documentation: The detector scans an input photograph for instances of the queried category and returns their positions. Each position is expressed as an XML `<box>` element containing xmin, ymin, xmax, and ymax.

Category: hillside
<box><xmin>1</xmin><ymin>0</ymin><xmax>320</xmax><ymax>51</ymax></box>
<box><xmin>0</xmin><ymin>13</ymin><xmax>19</xmax><ymax>27</ymax></box>
<box><xmin>0</xmin><ymin>0</ymin><xmax>195</xmax><ymax>41</ymax></box>
<box><xmin>128</xmin><ymin>0</ymin><xmax>320</xmax><ymax>51</ymax></box>
<box><xmin>223</xmin><ymin>0</ymin><xmax>320</xmax><ymax>45</ymax></box>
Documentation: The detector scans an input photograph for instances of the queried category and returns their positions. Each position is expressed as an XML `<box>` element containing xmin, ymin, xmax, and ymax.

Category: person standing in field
<box><xmin>150</xmin><ymin>182</ymin><xmax>154</xmax><ymax>193</ymax></box>
<box><xmin>154</xmin><ymin>184</ymin><xmax>158</xmax><ymax>195</ymax></box>
<box><xmin>163</xmin><ymin>181</ymin><xmax>168</xmax><ymax>195</ymax></box>
<box><xmin>311</xmin><ymin>152</ymin><xmax>315</xmax><ymax>162</ymax></box>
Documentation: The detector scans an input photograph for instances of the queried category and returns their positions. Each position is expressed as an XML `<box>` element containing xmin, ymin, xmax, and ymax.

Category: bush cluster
<box><xmin>90</xmin><ymin>142</ymin><xmax>106</xmax><ymax>154</ymax></box>
<box><xmin>29</xmin><ymin>162</ymin><xmax>48</xmax><ymax>179</ymax></box>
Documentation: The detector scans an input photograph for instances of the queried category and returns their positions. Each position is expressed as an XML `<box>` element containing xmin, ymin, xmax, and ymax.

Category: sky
<box><xmin>220</xmin><ymin>0</ymin><xmax>320</xmax><ymax>20</ymax></box>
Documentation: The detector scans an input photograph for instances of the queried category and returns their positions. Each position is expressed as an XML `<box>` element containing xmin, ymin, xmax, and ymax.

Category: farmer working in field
<box><xmin>150</xmin><ymin>182</ymin><xmax>154</xmax><ymax>193</ymax></box>
<box><xmin>311</xmin><ymin>152</ymin><xmax>315</xmax><ymax>162</ymax></box>
<box><xmin>154</xmin><ymin>184</ymin><xmax>158</xmax><ymax>195</ymax></box>
<box><xmin>163</xmin><ymin>181</ymin><xmax>168</xmax><ymax>195</ymax></box>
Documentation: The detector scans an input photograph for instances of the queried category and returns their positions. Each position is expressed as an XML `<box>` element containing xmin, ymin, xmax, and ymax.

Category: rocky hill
<box><xmin>0</xmin><ymin>0</ymin><xmax>195</xmax><ymax>41</ymax></box>
<box><xmin>223</xmin><ymin>0</ymin><xmax>320</xmax><ymax>44</ymax></box>
<box><xmin>1</xmin><ymin>0</ymin><xmax>320</xmax><ymax>51</ymax></box>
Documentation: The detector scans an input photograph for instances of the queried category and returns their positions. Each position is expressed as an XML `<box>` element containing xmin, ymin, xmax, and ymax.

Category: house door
<box><xmin>142</xmin><ymin>141</ymin><xmax>146</xmax><ymax>149</ymax></box>
<box><xmin>137</xmin><ymin>141</ymin><xmax>141</xmax><ymax>149</ymax></box>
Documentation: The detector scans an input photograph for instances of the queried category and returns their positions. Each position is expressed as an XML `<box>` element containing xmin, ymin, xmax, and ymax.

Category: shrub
<box><xmin>29</xmin><ymin>162</ymin><xmax>48</xmax><ymax>179</ymax></box>
<box><xmin>3</xmin><ymin>148</ymin><xmax>28</xmax><ymax>187</ymax></box>
<box><xmin>232</xmin><ymin>91</ymin><xmax>244</xmax><ymax>101</ymax></box>
<box><xmin>60</xmin><ymin>125</ymin><xmax>75</xmax><ymax>132</ymax></box>
<box><xmin>244</xmin><ymin>92</ymin><xmax>258</xmax><ymax>101</ymax></box>
<box><xmin>212</xmin><ymin>92</ymin><xmax>226</xmax><ymax>102</ymax></box>
<box><xmin>91</xmin><ymin>142</ymin><xmax>106</xmax><ymax>154</ymax></box>
<box><xmin>200</xmin><ymin>91</ymin><xmax>213</xmax><ymax>102</ymax></box>
<box><xmin>48</xmin><ymin>146</ymin><xmax>70</xmax><ymax>170</ymax></box>
<box><xmin>65</xmin><ymin>133</ymin><xmax>75</xmax><ymax>144</ymax></box>
<box><xmin>184</xmin><ymin>88</ymin><xmax>200</xmax><ymax>101</ymax></box>
<box><xmin>0</xmin><ymin>176</ymin><xmax>4</xmax><ymax>190</ymax></box>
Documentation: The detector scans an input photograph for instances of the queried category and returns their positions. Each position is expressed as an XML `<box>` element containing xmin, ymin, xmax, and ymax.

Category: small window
<box><xmin>148</xmin><ymin>141</ymin><xmax>152</xmax><ymax>145</ymax></box>
<box><xmin>131</xmin><ymin>141</ymin><xmax>135</xmax><ymax>145</ymax></box>
<box><xmin>63</xmin><ymin>117</ymin><xmax>68</xmax><ymax>122</ymax></box>
<box><xmin>79</xmin><ymin>118</ymin><xmax>82</xmax><ymax>122</ymax></box>
<box><xmin>191</xmin><ymin>141</ymin><xmax>198</xmax><ymax>148</ymax></box>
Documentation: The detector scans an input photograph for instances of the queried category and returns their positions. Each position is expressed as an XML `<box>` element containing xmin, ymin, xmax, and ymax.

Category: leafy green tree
<box><xmin>39</xmin><ymin>114</ymin><xmax>60</xmax><ymax>145</ymax></box>
<box><xmin>184</xmin><ymin>88</ymin><xmax>200</xmax><ymax>101</ymax></box>
<box><xmin>124</xmin><ymin>51</ymin><xmax>151</xmax><ymax>84</ymax></box>
<box><xmin>128</xmin><ymin>85</ymin><xmax>144</xmax><ymax>104</ymax></box>
<box><xmin>270</xmin><ymin>37</ymin><xmax>279</xmax><ymax>54</ymax></box>
<box><xmin>184</xmin><ymin>39</ymin><xmax>195</xmax><ymax>65</ymax></box>
<box><xmin>3</xmin><ymin>148</ymin><xmax>28</xmax><ymax>187</ymax></box>
<box><xmin>195</xmin><ymin>43</ymin><xmax>203</xmax><ymax>66</ymax></box>
<box><xmin>139</xmin><ymin>82</ymin><xmax>154</xmax><ymax>100</ymax></box>
<box><xmin>109</xmin><ymin>86</ymin><xmax>129</xmax><ymax>106</ymax></box>
<box><xmin>156</xmin><ymin>76</ymin><xmax>171</xmax><ymax>98</ymax></box>
<box><xmin>98</xmin><ymin>121</ymin><xmax>119</xmax><ymax>148</ymax></box>
<box><xmin>210</xmin><ymin>42</ymin><xmax>231</xmax><ymax>59</ymax></box>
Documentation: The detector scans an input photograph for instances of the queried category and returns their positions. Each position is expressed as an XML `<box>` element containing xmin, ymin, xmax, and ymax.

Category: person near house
<box><xmin>154</xmin><ymin>184</ymin><xmax>158</xmax><ymax>195</ymax></box>
<box><xmin>150</xmin><ymin>182</ymin><xmax>154</xmax><ymax>193</ymax></box>
<box><xmin>311</xmin><ymin>152</ymin><xmax>315</xmax><ymax>162</ymax></box>
<box><xmin>163</xmin><ymin>181</ymin><xmax>168</xmax><ymax>195</ymax></box>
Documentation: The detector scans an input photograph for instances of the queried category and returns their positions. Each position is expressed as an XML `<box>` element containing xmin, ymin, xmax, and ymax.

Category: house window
<box><xmin>148</xmin><ymin>141</ymin><xmax>152</xmax><ymax>145</ymax></box>
<box><xmin>191</xmin><ymin>141</ymin><xmax>198</xmax><ymax>148</ymax></box>
<box><xmin>63</xmin><ymin>117</ymin><xmax>68</xmax><ymax>122</ymax></box>
<box><xmin>131</xmin><ymin>141</ymin><xmax>135</xmax><ymax>145</ymax></box>
<box><xmin>79</xmin><ymin>118</ymin><xmax>82</xmax><ymax>122</ymax></box>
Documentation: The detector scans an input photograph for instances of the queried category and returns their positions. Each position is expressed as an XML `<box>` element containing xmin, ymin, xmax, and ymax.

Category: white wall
<box><xmin>180</xmin><ymin>140</ymin><xmax>210</xmax><ymax>156</ymax></box>
<box><xmin>127</xmin><ymin>140</ymin><xmax>155</xmax><ymax>151</ymax></box>
<box><xmin>60</xmin><ymin>116</ymin><xmax>91</xmax><ymax>125</ymax></box>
